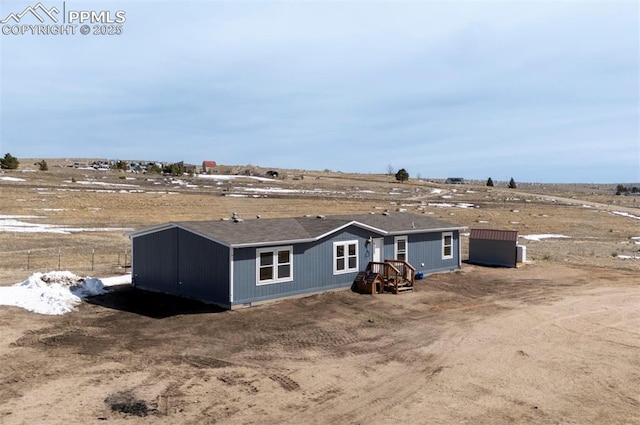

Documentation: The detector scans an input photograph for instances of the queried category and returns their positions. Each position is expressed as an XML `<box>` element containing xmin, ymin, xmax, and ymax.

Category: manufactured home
<box><xmin>128</xmin><ymin>212</ymin><xmax>465</xmax><ymax>309</ymax></box>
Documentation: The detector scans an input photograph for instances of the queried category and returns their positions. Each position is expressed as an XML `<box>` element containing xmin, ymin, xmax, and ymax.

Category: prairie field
<box><xmin>0</xmin><ymin>160</ymin><xmax>639</xmax><ymax>424</ymax></box>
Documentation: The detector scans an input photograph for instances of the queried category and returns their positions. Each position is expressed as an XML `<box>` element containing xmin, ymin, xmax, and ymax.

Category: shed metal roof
<box><xmin>130</xmin><ymin>213</ymin><xmax>465</xmax><ymax>248</ymax></box>
<box><xmin>470</xmin><ymin>229</ymin><xmax>518</xmax><ymax>242</ymax></box>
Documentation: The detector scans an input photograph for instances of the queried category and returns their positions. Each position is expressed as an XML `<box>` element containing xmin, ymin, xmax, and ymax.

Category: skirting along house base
<box><xmin>128</xmin><ymin>212</ymin><xmax>466</xmax><ymax>309</ymax></box>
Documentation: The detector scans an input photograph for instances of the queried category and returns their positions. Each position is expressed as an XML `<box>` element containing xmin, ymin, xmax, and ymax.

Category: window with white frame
<box><xmin>256</xmin><ymin>246</ymin><xmax>293</xmax><ymax>285</ymax></box>
<box><xmin>334</xmin><ymin>240</ymin><xmax>358</xmax><ymax>274</ymax></box>
<box><xmin>442</xmin><ymin>232</ymin><xmax>453</xmax><ymax>259</ymax></box>
<box><xmin>395</xmin><ymin>236</ymin><xmax>408</xmax><ymax>261</ymax></box>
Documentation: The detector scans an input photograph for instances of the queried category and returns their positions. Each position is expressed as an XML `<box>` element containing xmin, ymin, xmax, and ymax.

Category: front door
<box><xmin>372</xmin><ymin>238</ymin><xmax>384</xmax><ymax>263</ymax></box>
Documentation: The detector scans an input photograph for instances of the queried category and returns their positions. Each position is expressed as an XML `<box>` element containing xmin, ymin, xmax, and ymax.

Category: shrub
<box><xmin>0</xmin><ymin>153</ymin><xmax>19</xmax><ymax>170</ymax></box>
<box><xmin>395</xmin><ymin>168</ymin><xmax>409</xmax><ymax>182</ymax></box>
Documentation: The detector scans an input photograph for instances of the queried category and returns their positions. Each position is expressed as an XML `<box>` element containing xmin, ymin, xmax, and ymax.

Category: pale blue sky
<box><xmin>1</xmin><ymin>0</ymin><xmax>638</xmax><ymax>183</ymax></box>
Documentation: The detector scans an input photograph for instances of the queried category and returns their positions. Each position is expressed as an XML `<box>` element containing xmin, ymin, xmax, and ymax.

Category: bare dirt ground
<box><xmin>0</xmin><ymin>263</ymin><xmax>638</xmax><ymax>424</ymax></box>
<box><xmin>1</xmin><ymin>160</ymin><xmax>639</xmax><ymax>424</ymax></box>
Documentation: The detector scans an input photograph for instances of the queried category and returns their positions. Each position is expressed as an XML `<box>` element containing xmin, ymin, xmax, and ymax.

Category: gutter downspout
<box><xmin>229</xmin><ymin>247</ymin><xmax>234</xmax><ymax>306</ymax></box>
<box><xmin>458</xmin><ymin>230</ymin><xmax>462</xmax><ymax>268</ymax></box>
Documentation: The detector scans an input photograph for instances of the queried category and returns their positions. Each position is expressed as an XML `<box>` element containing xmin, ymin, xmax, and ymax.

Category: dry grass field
<box><xmin>0</xmin><ymin>159</ymin><xmax>639</xmax><ymax>424</ymax></box>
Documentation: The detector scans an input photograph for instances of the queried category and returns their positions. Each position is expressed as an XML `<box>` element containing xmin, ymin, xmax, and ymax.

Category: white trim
<box><xmin>256</xmin><ymin>245</ymin><xmax>294</xmax><ymax>286</ymax></box>
<box><xmin>394</xmin><ymin>235</ymin><xmax>408</xmax><ymax>261</ymax></box>
<box><xmin>333</xmin><ymin>240</ymin><xmax>359</xmax><ymax>275</ymax></box>
<box><xmin>442</xmin><ymin>232</ymin><xmax>454</xmax><ymax>260</ymax></box>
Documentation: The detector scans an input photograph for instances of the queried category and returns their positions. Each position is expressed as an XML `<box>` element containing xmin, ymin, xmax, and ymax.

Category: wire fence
<box><xmin>2</xmin><ymin>247</ymin><xmax>131</xmax><ymax>277</ymax></box>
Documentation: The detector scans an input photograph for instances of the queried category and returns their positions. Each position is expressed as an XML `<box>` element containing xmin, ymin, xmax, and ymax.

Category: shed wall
<box><xmin>469</xmin><ymin>239</ymin><xmax>517</xmax><ymax>268</ymax></box>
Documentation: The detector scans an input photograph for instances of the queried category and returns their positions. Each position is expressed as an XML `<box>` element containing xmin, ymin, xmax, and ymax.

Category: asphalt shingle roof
<box><xmin>169</xmin><ymin>212</ymin><xmax>464</xmax><ymax>247</ymax></box>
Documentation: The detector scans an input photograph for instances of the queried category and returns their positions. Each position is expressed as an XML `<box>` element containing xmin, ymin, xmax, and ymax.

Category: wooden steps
<box><xmin>353</xmin><ymin>260</ymin><xmax>416</xmax><ymax>295</ymax></box>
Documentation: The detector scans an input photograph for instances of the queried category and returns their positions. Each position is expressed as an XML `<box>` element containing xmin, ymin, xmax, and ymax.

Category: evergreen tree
<box><xmin>395</xmin><ymin>168</ymin><xmax>409</xmax><ymax>182</ymax></box>
<box><xmin>508</xmin><ymin>177</ymin><xmax>517</xmax><ymax>189</ymax></box>
<box><xmin>0</xmin><ymin>153</ymin><xmax>19</xmax><ymax>170</ymax></box>
<box><xmin>486</xmin><ymin>177</ymin><xmax>494</xmax><ymax>187</ymax></box>
<box><xmin>38</xmin><ymin>160</ymin><xmax>48</xmax><ymax>171</ymax></box>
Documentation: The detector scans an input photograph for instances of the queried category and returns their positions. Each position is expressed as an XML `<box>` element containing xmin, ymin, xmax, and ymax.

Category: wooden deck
<box><xmin>353</xmin><ymin>260</ymin><xmax>416</xmax><ymax>294</ymax></box>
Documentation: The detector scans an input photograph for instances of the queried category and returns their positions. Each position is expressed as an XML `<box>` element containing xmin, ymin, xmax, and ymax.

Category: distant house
<box><xmin>128</xmin><ymin>212</ymin><xmax>466</xmax><ymax>309</ymax></box>
<box><xmin>445</xmin><ymin>177</ymin><xmax>465</xmax><ymax>184</ymax></box>
<box><xmin>202</xmin><ymin>161</ymin><xmax>217</xmax><ymax>173</ymax></box>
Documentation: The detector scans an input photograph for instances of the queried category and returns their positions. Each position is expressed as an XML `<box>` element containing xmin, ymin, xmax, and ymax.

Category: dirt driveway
<box><xmin>0</xmin><ymin>263</ymin><xmax>638</xmax><ymax>425</ymax></box>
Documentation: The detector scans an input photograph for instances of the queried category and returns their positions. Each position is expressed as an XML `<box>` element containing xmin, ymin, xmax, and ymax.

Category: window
<box><xmin>395</xmin><ymin>236</ymin><xmax>408</xmax><ymax>261</ymax></box>
<box><xmin>442</xmin><ymin>232</ymin><xmax>453</xmax><ymax>259</ymax></box>
<box><xmin>256</xmin><ymin>246</ymin><xmax>293</xmax><ymax>285</ymax></box>
<box><xmin>334</xmin><ymin>240</ymin><xmax>358</xmax><ymax>274</ymax></box>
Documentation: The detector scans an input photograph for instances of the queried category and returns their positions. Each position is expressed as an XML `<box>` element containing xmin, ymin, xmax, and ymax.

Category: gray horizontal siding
<box><xmin>231</xmin><ymin>225</ymin><xmax>383</xmax><ymax>306</ymax></box>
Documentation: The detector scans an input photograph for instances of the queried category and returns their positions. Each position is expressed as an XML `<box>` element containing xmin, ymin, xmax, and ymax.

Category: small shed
<box><xmin>469</xmin><ymin>229</ymin><xmax>518</xmax><ymax>268</ymax></box>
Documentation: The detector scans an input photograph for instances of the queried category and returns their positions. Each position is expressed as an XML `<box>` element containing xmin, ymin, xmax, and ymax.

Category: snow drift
<box><xmin>0</xmin><ymin>271</ymin><xmax>130</xmax><ymax>315</ymax></box>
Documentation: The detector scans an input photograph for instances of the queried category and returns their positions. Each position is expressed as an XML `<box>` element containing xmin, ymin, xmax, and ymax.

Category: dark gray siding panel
<box><xmin>133</xmin><ymin>228</ymin><xmax>230</xmax><ymax>305</ymax></box>
<box><xmin>132</xmin><ymin>228</ymin><xmax>178</xmax><ymax>293</ymax></box>
<box><xmin>469</xmin><ymin>239</ymin><xmax>516</xmax><ymax>268</ymax></box>
<box><xmin>232</xmin><ymin>226</ymin><xmax>383</xmax><ymax>306</ymax></box>
<box><xmin>177</xmin><ymin>229</ymin><xmax>230</xmax><ymax>304</ymax></box>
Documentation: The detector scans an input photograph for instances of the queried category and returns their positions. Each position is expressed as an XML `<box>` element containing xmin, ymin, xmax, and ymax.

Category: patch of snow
<box><xmin>430</xmin><ymin>189</ymin><xmax>443</xmax><ymax>194</ymax></box>
<box><xmin>196</xmin><ymin>174</ymin><xmax>275</xmax><ymax>182</ymax></box>
<box><xmin>612</xmin><ymin>211</ymin><xmax>640</xmax><ymax>220</ymax></box>
<box><xmin>521</xmin><ymin>234</ymin><xmax>570</xmax><ymax>241</ymax></box>
<box><xmin>0</xmin><ymin>217</ymin><xmax>132</xmax><ymax>234</ymax></box>
<box><xmin>0</xmin><ymin>271</ymin><xmax>123</xmax><ymax>315</ymax></box>
<box><xmin>441</xmin><ymin>195</ymin><xmax>452</xmax><ymax>199</ymax></box>
<box><xmin>428</xmin><ymin>203</ymin><xmax>475</xmax><ymax>209</ymax></box>
<box><xmin>64</xmin><ymin>180</ymin><xmax>139</xmax><ymax>188</ymax></box>
<box><xmin>0</xmin><ymin>176</ymin><xmax>26</xmax><ymax>182</ymax></box>
<box><xmin>617</xmin><ymin>255</ymin><xmax>640</xmax><ymax>260</ymax></box>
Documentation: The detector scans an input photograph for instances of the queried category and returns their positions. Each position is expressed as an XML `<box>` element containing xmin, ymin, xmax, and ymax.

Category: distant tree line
<box><xmin>616</xmin><ymin>184</ymin><xmax>640</xmax><ymax>195</ymax></box>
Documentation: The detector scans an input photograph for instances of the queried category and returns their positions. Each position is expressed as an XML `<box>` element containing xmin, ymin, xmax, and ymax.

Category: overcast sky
<box><xmin>1</xmin><ymin>0</ymin><xmax>638</xmax><ymax>183</ymax></box>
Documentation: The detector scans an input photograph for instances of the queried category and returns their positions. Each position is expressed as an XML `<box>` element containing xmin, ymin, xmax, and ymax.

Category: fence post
<box><xmin>58</xmin><ymin>248</ymin><xmax>61</xmax><ymax>270</ymax></box>
<box><xmin>91</xmin><ymin>248</ymin><xmax>95</xmax><ymax>271</ymax></box>
<box><xmin>27</xmin><ymin>250</ymin><xmax>31</xmax><ymax>270</ymax></box>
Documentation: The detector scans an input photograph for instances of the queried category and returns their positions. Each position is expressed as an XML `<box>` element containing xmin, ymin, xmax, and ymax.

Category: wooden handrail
<box><xmin>383</xmin><ymin>259</ymin><xmax>415</xmax><ymax>283</ymax></box>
